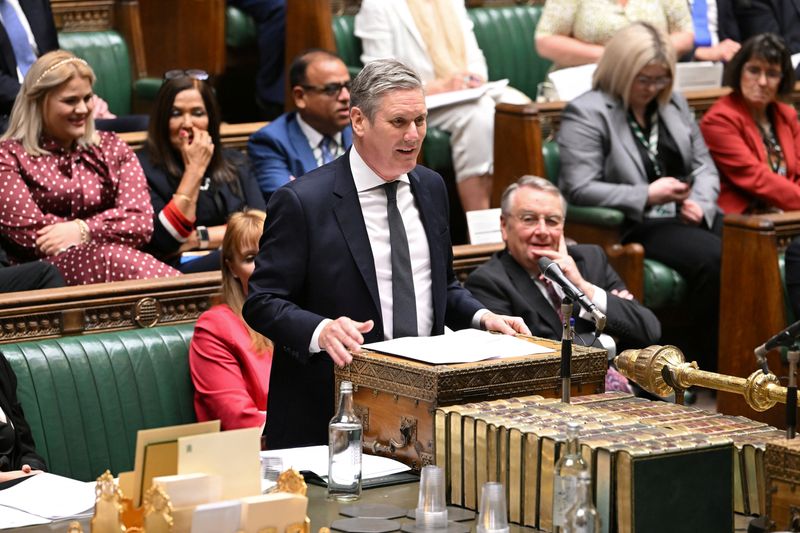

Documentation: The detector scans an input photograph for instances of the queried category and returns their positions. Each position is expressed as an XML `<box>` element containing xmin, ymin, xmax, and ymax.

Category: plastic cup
<box><xmin>415</xmin><ymin>465</ymin><xmax>448</xmax><ymax>529</ymax></box>
<box><xmin>477</xmin><ymin>482</ymin><xmax>509</xmax><ymax>533</ymax></box>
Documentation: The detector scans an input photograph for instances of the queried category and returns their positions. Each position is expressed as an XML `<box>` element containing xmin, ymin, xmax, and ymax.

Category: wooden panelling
<box><xmin>51</xmin><ymin>0</ymin><xmax>114</xmax><ymax>32</ymax></box>
<box><xmin>118</xmin><ymin>121</ymin><xmax>267</xmax><ymax>152</ymax></box>
<box><xmin>0</xmin><ymin>272</ymin><xmax>222</xmax><ymax>344</ymax></box>
<box><xmin>717</xmin><ymin>213</ymin><xmax>800</xmax><ymax>428</ymax></box>
<box><xmin>136</xmin><ymin>0</ymin><xmax>226</xmax><ymax>77</ymax></box>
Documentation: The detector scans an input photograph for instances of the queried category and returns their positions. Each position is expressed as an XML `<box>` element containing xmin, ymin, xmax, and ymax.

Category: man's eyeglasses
<box><xmin>300</xmin><ymin>81</ymin><xmax>352</xmax><ymax>97</ymax></box>
<box><xmin>509</xmin><ymin>212</ymin><xmax>564</xmax><ymax>228</ymax></box>
<box><xmin>634</xmin><ymin>75</ymin><xmax>671</xmax><ymax>89</ymax></box>
<box><xmin>164</xmin><ymin>69</ymin><xmax>209</xmax><ymax>81</ymax></box>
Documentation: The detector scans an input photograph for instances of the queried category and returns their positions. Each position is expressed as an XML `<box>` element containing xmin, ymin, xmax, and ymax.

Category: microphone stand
<box><xmin>788</xmin><ymin>344</ymin><xmax>798</xmax><ymax>440</ymax></box>
<box><xmin>560</xmin><ymin>297</ymin><xmax>574</xmax><ymax>404</ymax></box>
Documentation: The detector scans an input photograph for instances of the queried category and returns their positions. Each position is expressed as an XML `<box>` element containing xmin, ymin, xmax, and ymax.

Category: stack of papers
<box><xmin>362</xmin><ymin>328</ymin><xmax>554</xmax><ymax>364</ymax></box>
<box><xmin>260</xmin><ymin>445</ymin><xmax>410</xmax><ymax>484</ymax></box>
<box><xmin>0</xmin><ymin>473</ymin><xmax>95</xmax><ymax>529</ymax></box>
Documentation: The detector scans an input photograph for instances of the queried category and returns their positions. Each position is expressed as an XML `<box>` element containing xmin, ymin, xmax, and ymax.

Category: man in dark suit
<box><xmin>465</xmin><ymin>176</ymin><xmax>661</xmax><ymax>355</ymax></box>
<box><xmin>0</xmin><ymin>0</ymin><xmax>58</xmax><ymax>128</ymax></box>
<box><xmin>243</xmin><ymin>59</ymin><xmax>529</xmax><ymax>449</ymax></box>
<box><xmin>730</xmin><ymin>0</ymin><xmax>800</xmax><ymax>73</ymax></box>
<box><xmin>248</xmin><ymin>49</ymin><xmax>354</xmax><ymax>201</ymax></box>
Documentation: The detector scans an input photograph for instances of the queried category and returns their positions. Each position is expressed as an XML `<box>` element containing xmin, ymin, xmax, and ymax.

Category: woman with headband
<box><xmin>0</xmin><ymin>50</ymin><xmax>178</xmax><ymax>285</ymax></box>
<box><xmin>137</xmin><ymin>71</ymin><xmax>265</xmax><ymax>273</ymax></box>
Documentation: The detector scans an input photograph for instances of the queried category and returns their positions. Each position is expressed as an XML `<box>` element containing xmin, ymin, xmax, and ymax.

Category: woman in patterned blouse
<box><xmin>535</xmin><ymin>0</ymin><xmax>695</xmax><ymax>69</ymax></box>
<box><xmin>0</xmin><ymin>50</ymin><xmax>178</xmax><ymax>285</ymax></box>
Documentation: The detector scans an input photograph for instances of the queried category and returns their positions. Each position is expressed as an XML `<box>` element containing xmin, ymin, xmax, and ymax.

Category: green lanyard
<box><xmin>628</xmin><ymin>110</ymin><xmax>663</xmax><ymax>177</ymax></box>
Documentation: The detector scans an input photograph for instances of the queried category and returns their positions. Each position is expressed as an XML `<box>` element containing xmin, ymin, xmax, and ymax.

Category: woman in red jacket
<box><xmin>189</xmin><ymin>209</ymin><xmax>272</xmax><ymax>431</ymax></box>
<box><xmin>701</xmin><ymin>34</ymin><xmax>800</xmax><ymax>214</ymax></box>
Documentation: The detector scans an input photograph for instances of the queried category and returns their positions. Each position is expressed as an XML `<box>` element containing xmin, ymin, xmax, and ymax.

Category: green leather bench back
<box><xmin>1</xmin><ymin>324</ymin><xmax>196</xmax><ymax>482</ymax></box>
<box><xmin>226</xmin><ymin>6</ymin><xmax>257</xmax><ymax>48</ymax></box>
<box><xmin>58</xmin><ymin>30</ymin><xmax>133</xmax><ymax>116</ymax></box>
<box><xmin>468</xmin><ymin>6</ymin><xmax>550</xmax><ymax>100</ymax></box>
<box><xmin>332</xmin><ymin>15</ymin><xmax>363</xmax><ymax>79</ymax></box>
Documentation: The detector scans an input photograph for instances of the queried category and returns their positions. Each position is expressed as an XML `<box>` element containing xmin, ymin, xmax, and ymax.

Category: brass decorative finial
<box><xmin>615</xmin><ymin>345</ymin><xmax>788</xmax><ymax>411</ymax></box>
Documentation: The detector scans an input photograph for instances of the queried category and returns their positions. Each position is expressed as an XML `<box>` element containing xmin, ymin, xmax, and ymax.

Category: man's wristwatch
<box><xmin>196</xmin><ymin>225</ymin><xmax>210</xmax><ymax>249</ymax></box>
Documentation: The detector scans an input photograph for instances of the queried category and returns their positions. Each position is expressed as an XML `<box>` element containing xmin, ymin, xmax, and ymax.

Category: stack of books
<box><xmin>435</xmin><ymin>392</ymin><xmax>783</xmax><ymax>533</ymax></box>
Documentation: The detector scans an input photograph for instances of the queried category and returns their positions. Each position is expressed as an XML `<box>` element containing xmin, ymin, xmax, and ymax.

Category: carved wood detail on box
<box><xmin>766</xmin><ymin>439</ymin><xmax>800</xmax><ymax>530</ymax></box>
<box><xmin>51</xmin><ymin>0</ymin><xmax>114</xmax><ymax>32</ymax></box>
<box><xmin>343</xmin><ymin>349</ymin><xmax>605</xmax><ymax>405</ymax></box>
<box><xmin>0</xmin><ymin>313</ymin><xmax>62</xmax><ymax>341</ymax></box>
<box><xmin>354</xmin><ymin>404</ymin><xmax>369</xmax><ymax>433</ymax></box>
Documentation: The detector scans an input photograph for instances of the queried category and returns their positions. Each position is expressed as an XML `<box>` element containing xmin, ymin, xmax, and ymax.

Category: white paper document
<box><xmin>425</xmin><ymin>79</ymin><xmax>509</xmax><ymax>110</ymax></box>
<box><xmin>0</xmin><ymin>505</ymin><xmax>52</xmax><ymax>529</ymax></box>
<box><xmin>0</xmin><ymin>473</ymin><xmax>95</xmax><ymax>520</ymax></box>
<box><xmin>547</xmin><ymin>64</ymin><xmax>596</xmax><ymax>102</ymax></box>
<box><xmin>260</xmin><ymin>445</ymin><xmax>410</xmax><ymax>482</ymax></box>
<box><xmin>362</xmin><ymin>328</ymin><xmax>554</xmax><ymax>364</ymax></box>
<box><xmin>466</xmin><ymin>208</ymin><xmax>502</xmax><ymax>244</ymax></box>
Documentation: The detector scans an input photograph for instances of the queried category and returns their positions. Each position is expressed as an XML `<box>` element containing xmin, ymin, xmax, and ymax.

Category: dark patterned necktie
<box><xmin>385</xmin><ymin>181</ymin><xmax>417</xmax><ymax>338</ymax></box>
<box><xmin>319</xmin><ymin>135</ymin><xmax>336</xmax><ymax>165</ymax></box>
<box><xmin>539</xmin><ymin>274</ymin><xmax>564</xmax><ymax>323</ymax></box>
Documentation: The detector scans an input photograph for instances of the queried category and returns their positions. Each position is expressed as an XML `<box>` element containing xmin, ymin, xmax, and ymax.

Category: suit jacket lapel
<box><xmin>607</xmin><ymin>96</ymin><xmax>646</xmax><ymax>179</ymax></box>
<box><xmin>331</xmin><ymin>153</ymin><xmax>382</xmax><ymax>324</ymax></box>
<box><xmin>661</xmin><ymin>98</ymin><xmax>692</xmax><ymax>172</ymax></box>
<box><xmin>409</xmin><ymin>168</ymin><xmax>445</xmax><ymax>334</ymax></box>
<box><xmin>287</xmin><ymin>115</ymin><xmax>320</xmax><ymax>174</ymax></box>
<box><xmin>499</xmin><ymin>252</ymin><xmax>562</xmax><ymax>335</ymax></box>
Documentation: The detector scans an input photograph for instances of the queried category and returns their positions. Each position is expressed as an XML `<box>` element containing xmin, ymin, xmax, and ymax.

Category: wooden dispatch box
<box><xmin>335</xmin><ymin>336</ymin><xmax>607</xmax><ymax>469</ymax></box>
<box><xmin>766</xmin><ymin>437</ymin><xmax>800</xmax><ymax>529</ymax></box>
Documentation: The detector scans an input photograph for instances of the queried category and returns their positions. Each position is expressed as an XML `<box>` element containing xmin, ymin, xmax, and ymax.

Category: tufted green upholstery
<box><xmin>226</xmin><ymin>6</ymin><xmax>257</xmax><ymax>48</ymax></box>
<box><xmin>1</xmin><ymin>324</ymin><xmax>196</xmax><ymax>482</ymax></box>
<box><xmin>468</xmin><ymin>6</ymin><xmax>551</xmax><ymax>100</ymax></box>
<box><xmin>332</xmin><ymin>15</ymin><xmax>363</xmax><ymax>79</ymax></box>
<box><xmin>58</xmin><ymin>31</ymin><xmax>134</xmax><ymax>116</ymax></box>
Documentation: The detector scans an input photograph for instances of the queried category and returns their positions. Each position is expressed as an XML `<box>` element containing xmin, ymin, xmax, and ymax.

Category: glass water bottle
<box><xmin>553</xmin><ymin>421</ymin><xmax>588</xmax><ymax>532</ymax></box>
<box><xmin>327</xmin><ymin>380</ymin><xmax>363</xmax><ymax>501</ymax></box>
<box><xmin>565</xmin><ymin>470</ymin><xmax>601</xmax><ymax>532</ymax></box>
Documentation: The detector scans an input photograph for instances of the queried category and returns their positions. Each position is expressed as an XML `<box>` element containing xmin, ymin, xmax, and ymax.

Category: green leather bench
<box><xmin>542</xmin><ymin>139</ymin><xmax>688</xmax><ymax>309</ymax></box>
<box><xmin>1</xmin><ymin>324</ymin><xmax>196</xmax><ymax>482</ymax></box>
<box><xmin>58</xmin><ymin>30</ymin><xmax>161</xmax><ymax>116</ymax></box>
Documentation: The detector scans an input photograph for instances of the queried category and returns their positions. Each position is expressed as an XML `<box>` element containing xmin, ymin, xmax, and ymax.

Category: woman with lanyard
<box><xmin>558</xmin><ymin>21</ymin><xmax>722</xmax><ymax>369</ymax></box>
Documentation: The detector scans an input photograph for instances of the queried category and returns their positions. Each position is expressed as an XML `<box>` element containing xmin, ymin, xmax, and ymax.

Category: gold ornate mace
<box><xmin>614</xmin><ymin>345</ymin><xmax>788</xmax><ymax>411</ymax></box>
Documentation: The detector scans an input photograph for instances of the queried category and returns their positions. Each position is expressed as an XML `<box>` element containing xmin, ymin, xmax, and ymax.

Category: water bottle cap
<box><xmin>566</xmin><ymin>420</ymin><xmax>581</xmax><ymax>431</ymax></box>
<box><xmin>340</xmin><ymin>381</ymin><xmax>353</xmax><ymax>392</ymax></box>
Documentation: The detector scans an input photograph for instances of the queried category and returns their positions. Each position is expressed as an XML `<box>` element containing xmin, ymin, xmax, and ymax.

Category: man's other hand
<box><xmin>319</xmin><ymin>317</ymin><xmax>374</xmax><ymax>367</ymax></box>
<box><xmin>481</xmin><ymin>313</ymin><xmax>531</xmax><ymax>336</ymax></box>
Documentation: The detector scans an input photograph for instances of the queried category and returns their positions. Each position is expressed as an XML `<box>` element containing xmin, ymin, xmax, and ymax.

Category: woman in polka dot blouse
<box><xmin>137</xmin><ymin>73</ymin><xmax>266</xmax><ymax>273</ymax></box>
<box><xmin>0</xmin><ymin>50</ymin><xmax>179</xmax><ymax>285</ymax></box>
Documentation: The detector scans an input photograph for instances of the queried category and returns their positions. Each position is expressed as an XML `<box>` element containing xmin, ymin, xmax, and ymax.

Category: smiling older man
<box><xmin>465</xmin><ymin>176</ymin><xmax>661</xmax><ymax>355</ymax></box>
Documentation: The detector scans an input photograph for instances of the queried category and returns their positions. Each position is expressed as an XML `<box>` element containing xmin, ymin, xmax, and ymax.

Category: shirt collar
<box><xmin>296</xmin><ymin>113</ymin><xmax>342</xmax><ymax>149</ymax></box>
<box><xmin>349</xmin><ymin>144</ymin><xmax>410</xmax><ymax>192</ymax></box>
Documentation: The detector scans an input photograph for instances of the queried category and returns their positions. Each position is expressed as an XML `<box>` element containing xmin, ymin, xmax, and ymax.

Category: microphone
<box><xmin>754</xmin><ymin>319</ymin><xmax>800</xmax><ymax>374</ymax></box>
<box><xmin>538</xmin><ymin>257</ymin><xmax>607</xmax><ymax>332</ymax></box>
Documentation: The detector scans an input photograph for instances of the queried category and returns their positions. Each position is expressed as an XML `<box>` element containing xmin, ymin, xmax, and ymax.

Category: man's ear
<box><xmin>500</xmin><ymin>214</ymin><xmax>509</xmax><ymax>244</ymax></box>
<box><xmin>292</xmin><ymin>86</ymin><xmax>306</xmax><ymax>110</ymax></box>
<box><xmin>350</xmin><ymin>106</ymin><xmax>366</xmax><ymax>137</ymax></box>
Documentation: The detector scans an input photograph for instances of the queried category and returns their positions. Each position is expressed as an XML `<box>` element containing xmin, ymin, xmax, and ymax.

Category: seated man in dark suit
<box><xmin>243</xmin><ymin>59</ymin><xmax>529</xmax><ymax>449</ymax></box>
<box><xmin>248</xmin><ymin>49</ymin><xmax>354</xmax><ymax>201</ymax></box>
<box><xmin>465</xmin><ymin>176</ymin><xmax>661</xmax><ymax>357</ymax></box>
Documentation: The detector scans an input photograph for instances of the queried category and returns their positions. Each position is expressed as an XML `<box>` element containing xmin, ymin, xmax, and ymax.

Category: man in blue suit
<box><xmin>243</xmin><ymin>59</ymin><xmax>529</xmax><ymax>449</ymax></box>
<box><xmin>248</xmin><ymin>49</ymin><xmax>354</xmax><ymax>201</ymax></box>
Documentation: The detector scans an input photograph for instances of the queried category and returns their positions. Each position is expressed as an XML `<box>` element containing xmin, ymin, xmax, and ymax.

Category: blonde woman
<box><xmin>0</xmin><ymin>50</ymin><xmax>178</xmax><ymax>285</ymax></box>
<box><xmin>189</xmin><ymin>209</ymin><xmax>273</xmax><ymax>431</ymax></box>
